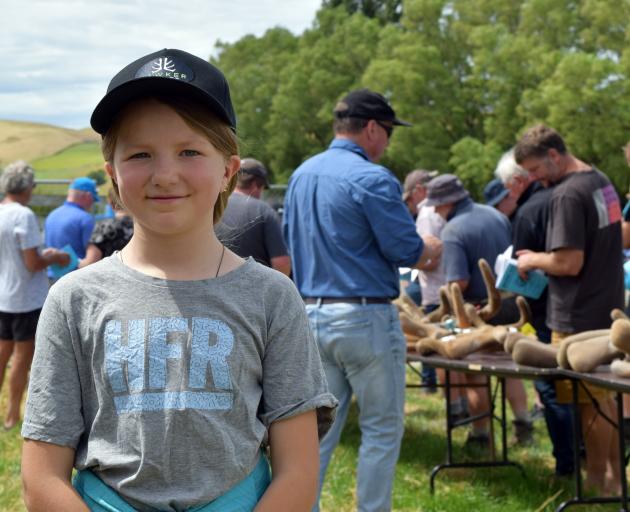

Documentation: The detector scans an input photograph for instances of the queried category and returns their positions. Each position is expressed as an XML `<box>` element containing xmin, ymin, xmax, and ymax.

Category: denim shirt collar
<box><xmin>329</xmin><ymin>138</ymin><xmax>370</xmax><ymax>161</ymax></box>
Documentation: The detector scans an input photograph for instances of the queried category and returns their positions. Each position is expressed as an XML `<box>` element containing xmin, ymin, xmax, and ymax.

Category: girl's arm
<box><xmin>22</xmin><ymin>439</ymin><xmax>89</xmax><ymax>511</ymax></box>
<box><xmin>255</xmin><ymin>410</ymin><xmax>319</xmax><ymax>511</ymax></box>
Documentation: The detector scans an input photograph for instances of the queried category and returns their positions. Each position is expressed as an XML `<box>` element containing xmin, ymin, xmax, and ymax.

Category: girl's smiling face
<box><xmin>105</xmin><ymin>99</ymin><xmax>240</xmax><ymax>238</ymax></box>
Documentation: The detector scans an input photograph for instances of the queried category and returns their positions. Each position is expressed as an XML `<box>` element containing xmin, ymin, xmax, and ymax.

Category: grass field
<box><xmin>0</xmin><ymin>120</ymin><xmax>103</xmax><ymax>200</ymax></box>
<box><xmin>0</xmin><ymin>120</ymin><xmax>98</xmax><ymax>168</ymax></box>
<box><xmin>27</xmin><ymin>141</ymin><xmax>107</xmax><ymax>200</ymax></box>
<box><xmin>31</xmin><ymin>141</ymin><xmax>104</xmax><ymax>181</ymax></box>
<box><xmin>0</xmin><ymin>367</ymin><xmax>622</xmax><ymax>511</ymax></box>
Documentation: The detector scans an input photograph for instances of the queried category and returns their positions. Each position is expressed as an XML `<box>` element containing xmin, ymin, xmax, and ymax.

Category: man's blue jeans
<box><xmin>534</xmin><ymin>378</ymin><xmax>575</xmax><ymax>476</ymax></box>
<box><xmin>307</xmin><ymin>302</ymin><xmax>406</xmax><ymax>512</ymax></box>
<box><xmin>532</xmin><ymin>325</ymin><xmax>574</xmax><ymax>476</ymax></box>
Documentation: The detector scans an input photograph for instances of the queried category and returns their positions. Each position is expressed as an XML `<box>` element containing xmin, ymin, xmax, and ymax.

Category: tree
<box><xmin>322</xmin><ymin>0</ymin><xmax>403</xmax><ymax>23</ymax></box>
<box><xmin>208</xmin><ymin>0</ymin><xmax>630</xmax><ymax>195</ymax></box>
<box><xmin>212</xmin><ymin>28</ymin><xmax>298</xmax><ymax>181</ymax></box>
<box><xmin>519</xmin><ymin>52</ymin><xmax>630</xmax><ymax>192</ymax></box>
<box><xmin>265</xmin><ymin>8</ymin><xmax>382</xmax><ymax>180</ymax></box>
<box><xmin>448</xmin><ymin>137</ymin><xmax>502</xmax><ymax>200</ymax></box>
<box><xmin>87</xmin><ymin>169</ymin><xmax>107</xmax><ymax>186</ymax></box>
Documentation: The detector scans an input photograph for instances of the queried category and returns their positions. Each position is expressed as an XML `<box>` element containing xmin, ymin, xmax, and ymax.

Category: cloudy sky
<box><xmin>1</xmin><ymin>0</ymin><xmax>321</xmax><ymax>129</ymax></box>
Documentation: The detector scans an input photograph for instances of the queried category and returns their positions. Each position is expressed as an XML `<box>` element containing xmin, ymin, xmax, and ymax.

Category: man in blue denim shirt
<box><xmin>283</xmin><ymin>89</ymin><xmax>441</xmax><ymax>512</ymax></box>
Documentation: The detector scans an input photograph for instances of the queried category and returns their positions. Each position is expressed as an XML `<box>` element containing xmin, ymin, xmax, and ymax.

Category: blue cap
<box><xmin>70</xmin><ymin>177</ymin><xmax>100</xmax><ymax>202</ymax></box>
<box><xmin>483</xmin><ymin>179</ymin><xmax>509</xmax><ymax>207</ymax></box>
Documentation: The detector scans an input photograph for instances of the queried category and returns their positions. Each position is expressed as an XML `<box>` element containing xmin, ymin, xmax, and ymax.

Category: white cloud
<box><xmin>0</xmin><ymin>0</ymin><xmax>321</xmax><ymax>128</ymax></box>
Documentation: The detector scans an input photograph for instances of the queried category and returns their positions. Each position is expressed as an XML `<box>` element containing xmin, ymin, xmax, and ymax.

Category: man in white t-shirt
<box><xmin>0</xmin><ymin>161</ymin><xmax>69</xmax><ymax>430</ymax></box>
<box><xmin>402</xmin><ymin>169</ymin><xmax>442</xmax><ymax>393</ymax></box>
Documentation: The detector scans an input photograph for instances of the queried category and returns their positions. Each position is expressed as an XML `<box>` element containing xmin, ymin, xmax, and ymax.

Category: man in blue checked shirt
<box><xmin>283</xmin><ymin>89</ymin><xmax>441</xmax><ymax>512</ymax></box>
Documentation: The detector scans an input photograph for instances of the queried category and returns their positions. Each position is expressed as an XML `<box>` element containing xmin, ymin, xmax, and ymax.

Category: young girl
<box><xmin>21</xmin><ymin>49</ymin><xmax>336</xmax><ymax>512</ymax></box>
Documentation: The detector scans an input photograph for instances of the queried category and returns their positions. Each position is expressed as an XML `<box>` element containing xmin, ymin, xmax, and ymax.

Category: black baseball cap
<box><xmin>90</xmin><ymin>48</ymin><xmax>236</xmax><ymax>135</ymax></box>
<box><xmin>334</xmin><ymin>89</ymin><xmax>411</xmax><ymax>127</ymax></box>
<box><xmin>240</xmin><ymin>158</ymin><xmax>269</xmax><ymax>187</ymax></box>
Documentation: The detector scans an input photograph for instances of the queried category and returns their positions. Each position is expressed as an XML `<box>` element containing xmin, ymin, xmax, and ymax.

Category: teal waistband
<box><xmin>73</xmin><ymin>453</ymin><xmax>271</xmax><ymax>512</ymax></box>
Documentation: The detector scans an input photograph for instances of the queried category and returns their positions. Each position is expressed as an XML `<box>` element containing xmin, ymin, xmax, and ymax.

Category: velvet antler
<box><xmin>425</xmin><ymin>285</ymin><xmax>453</xmax><ymax>324</ymax></box>
<box><xmin>478</xmin><ymin>258</ymin><xmax>501</xmax><ymax>322</ymax></box>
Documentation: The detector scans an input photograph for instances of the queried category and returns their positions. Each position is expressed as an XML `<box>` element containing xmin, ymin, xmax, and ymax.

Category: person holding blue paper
<box><xmin>44</xmin><ymin>177</ymin><xmax>99</xmax><ymax>281</ymax></box>
<box><xmin>515</xmin><ymin>124</ymin><xmax>624</xmax><ymax>494</ymax></box>
<box><xmin>495</xmin><ymin>149</ymin><xmax>575</xmax><ymax>478</ymax></box>
<box><xmin>0</xmin><ymin>161</ymin><xmax>70</xmax><ymax>431</ymax></box>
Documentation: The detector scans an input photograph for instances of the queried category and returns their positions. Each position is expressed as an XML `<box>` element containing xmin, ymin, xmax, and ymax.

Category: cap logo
<box><xmin>135</xmin><ymin>56</ymin><xmax>194</xmax><ymax>82</ymax></box>
<box><xmin>153</xmin><ymin>57</ymin><xmax>176</xmax><ymax>73</ymax></box>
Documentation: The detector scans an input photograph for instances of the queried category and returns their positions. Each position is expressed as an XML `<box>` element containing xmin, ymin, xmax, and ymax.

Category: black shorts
<box><xmin>0</xmin><ymin>309</ymin><xmax>41</xmax><ymax>342</ymax></box>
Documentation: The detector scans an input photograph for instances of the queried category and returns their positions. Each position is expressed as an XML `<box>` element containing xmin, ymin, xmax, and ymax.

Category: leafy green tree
<box><xmin>448</xmin><ymin>137</ymin><xmax>502</xmax><ymax>200</ymax></box>
<box><xmin>322</xmin><ymin>0</ymin><xmax>403</xmax><ymax>23</ymax></box>
<box><xmin>87</xmin><ymin>169</ymin><xmax>106</xmax><ymax>186</ymax></box>
<box><xmin>212</xmin><ymin>28</ymin><xmax>298</xmax><ymax>181</ymax></box>
<box><xmin>209</xmin><ymin>0</ymin><xmax>630</xmax><ymax>195</ymax></box>
<box><xmin>519</xmin><ymin>52</ymin><xmax>630</xmax><ymax>192</ymax></box>
<box><xmin>265</xmin><ymin>8</ymin><xmax>382</xmax><ymax>180</ymax></box>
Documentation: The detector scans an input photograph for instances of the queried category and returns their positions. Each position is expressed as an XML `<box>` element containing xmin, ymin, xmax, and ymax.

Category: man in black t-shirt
<box><xmin>514</xmin><ymin>124</ymin><xmax>623</xmax><ymax>494</ymax></box>
<box><xmin>496</xmin><ymin>150</ymin><xmax>574</xmax><ymax>474</ymax></box>
<box><xmin>215</xmin><ymin>159</ymin><xmax>290</xmax><ymax>275</ymax></box>
<box><xmin>515</xmin><ymin>128</ymin><xmax>623</xmax><ymax>333</ymax></box>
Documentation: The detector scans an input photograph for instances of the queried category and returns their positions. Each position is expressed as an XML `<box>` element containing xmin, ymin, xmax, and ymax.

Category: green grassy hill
<box><xmin>29</xmin><ymin>141</ymin><xmax>107</xmax><ymax>198</ymax></box>
<box><xmin>31</xmin><ymin>142</ymin><xmax>104</xmax><ymax>179</ymax></box>
<box><xmin>0</xmin><ymin>119</ymin><xmax>99</xmax><ymax>169</ymax></box>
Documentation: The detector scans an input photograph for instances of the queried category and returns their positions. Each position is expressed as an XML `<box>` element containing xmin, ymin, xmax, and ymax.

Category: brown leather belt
<box><xmin>303</xmin><ymin>297</ymin><xmax>392</xmax><ymax>305</ymax></box>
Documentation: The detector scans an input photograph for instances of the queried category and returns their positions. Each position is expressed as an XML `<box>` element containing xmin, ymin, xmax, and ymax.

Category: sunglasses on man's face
<box><xmin>375</xmin><ymin>120</ymin><xmax>393</xmax><ymax>138</ymax></box>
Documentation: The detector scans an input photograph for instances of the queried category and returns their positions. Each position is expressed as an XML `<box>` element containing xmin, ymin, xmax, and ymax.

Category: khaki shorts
<box><xmin>552</xmin><ymin>330</ymin><xmax>611</xmax><ymax>405</ymax></box>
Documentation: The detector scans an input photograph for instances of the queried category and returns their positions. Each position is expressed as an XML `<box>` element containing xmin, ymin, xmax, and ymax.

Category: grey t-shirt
<box><xmin>215</xmin><ymin>193</ymin><xmax>287</xmax><ymax>268</ymax></box>
<box><xmin>546</xmin><ymin>169</ymin><xmax>624</xmax><ymax>332</ymax></box>
<box><xmin>441</xmin><ymin>199</ymin><xmax>511</xmax><ymax>302</ymax></box>
<box><xmin>23</xmin><ymin>255</ymin><xmax>336</xmax><ymax>511</ymax></box>
<box><xmin>0</xmin><ymin>202</ymin><xmax>48</xmax><ymax>312</ymax></box>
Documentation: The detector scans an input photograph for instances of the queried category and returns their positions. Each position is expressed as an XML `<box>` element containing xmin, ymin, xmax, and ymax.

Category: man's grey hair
<box><xmin>333</xmin><ymin>116</ymin><xmax>369</xmax><ymax>135</ymax></box>
<box><xmin>0</xmin><ymin>160</ymin><xmax>35</xmax><ymax>195</ymax></box>
<box><xmin>494</xmin><ymin>149</ymin><xmax>528</xmax><ymax>186</ymax></box>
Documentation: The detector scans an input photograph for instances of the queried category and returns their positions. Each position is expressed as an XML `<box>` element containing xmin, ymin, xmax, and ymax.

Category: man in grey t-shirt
<box><xmin>215</xmin><ymin>159</ymin><xmax>290</xmax><ymax>275</ymax></box>
<box><xmin>515</xmin><ymin>124</ymin><xmax>623</xmax><ymax>493</ymax></box>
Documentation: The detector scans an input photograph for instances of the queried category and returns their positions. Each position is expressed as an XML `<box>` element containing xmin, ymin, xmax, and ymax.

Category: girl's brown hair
<box><xmin>102</xmin><ymin>95</ymin><xmax>239</xmax><ymax>224</ymax></box>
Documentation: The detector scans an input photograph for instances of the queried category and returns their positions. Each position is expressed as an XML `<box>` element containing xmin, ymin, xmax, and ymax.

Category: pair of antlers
<box><xmin>413</xmin><ymin>289</ymin><xmax>530</xmax><ymax>359</ymax></box>
<box><xmin>419</xmin><ymin>258</ymin><xmax>502</xmax><ymax>325</ymax></box>
<box><xmin>397</xmin><ymin>258</ymin><xmax>531</xmax><ymax>359</ymax></box>
<box><xmin>506</xmin><ymin>309</ymin><xmax>629</xmax><ymax>372</ymax></box>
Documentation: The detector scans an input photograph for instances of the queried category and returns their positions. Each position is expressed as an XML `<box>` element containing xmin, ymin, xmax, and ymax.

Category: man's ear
<box><xmin>365</xmin><ymin>119</ymin><xmax>378</xmax><ymax>141</ymax></box>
